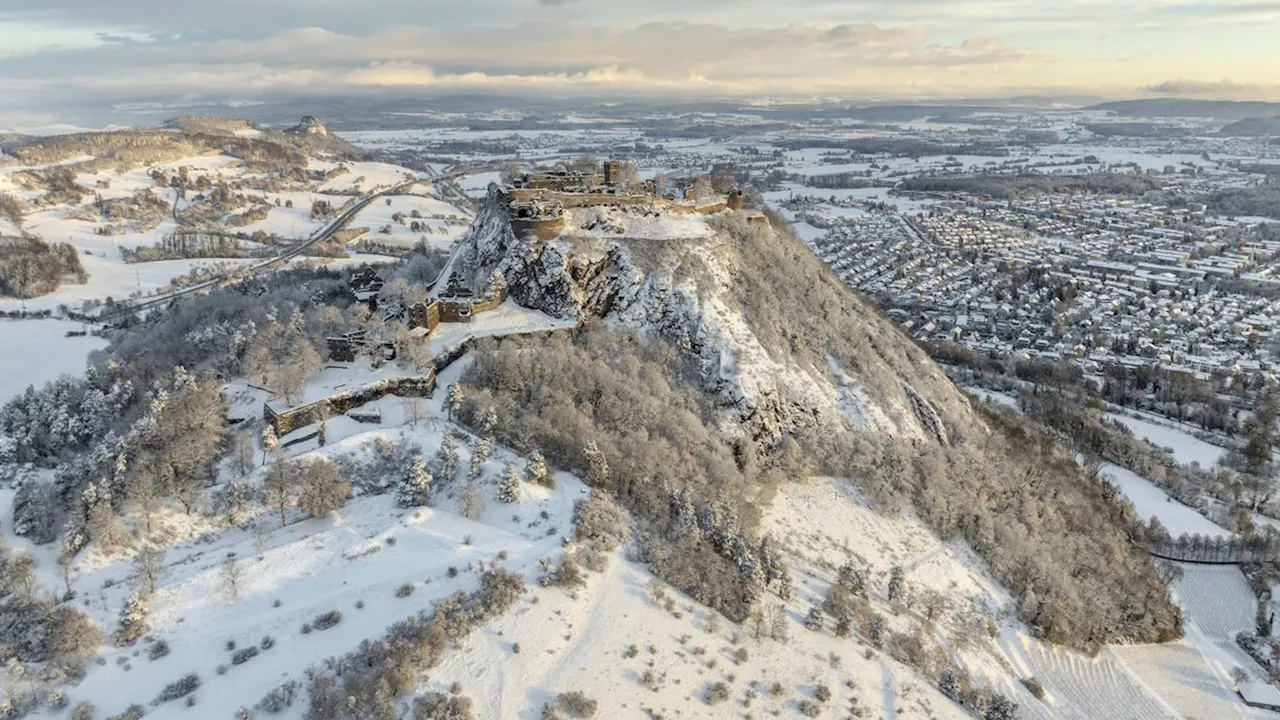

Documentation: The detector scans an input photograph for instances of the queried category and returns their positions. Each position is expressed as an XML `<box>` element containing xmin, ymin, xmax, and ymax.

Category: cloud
<box><xmin>0</xmin><ymin>21</ymin><xmax>1054</xmax><ymax>103</ymax></box>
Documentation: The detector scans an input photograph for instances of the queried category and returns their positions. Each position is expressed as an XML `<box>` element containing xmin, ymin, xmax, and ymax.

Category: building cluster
<box><xmin>807</xmin><ymin>195</ymin><xmax>1280</xmax><ymax>388</ymax></box>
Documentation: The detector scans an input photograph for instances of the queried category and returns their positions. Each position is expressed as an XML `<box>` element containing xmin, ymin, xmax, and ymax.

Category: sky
<box><xmin>1</xmin><ymin>0</ymin><xmax>1279</xmax><ymax>119</ymax></box>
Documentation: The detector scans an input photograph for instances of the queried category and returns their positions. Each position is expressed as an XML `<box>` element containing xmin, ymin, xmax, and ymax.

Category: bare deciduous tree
<box><xmin>221</xmin><ymin>556</ymin><xmax>243</xmax><ymax>600</ymax></box>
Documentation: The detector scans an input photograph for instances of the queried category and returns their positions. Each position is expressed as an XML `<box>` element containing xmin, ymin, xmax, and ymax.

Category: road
<box><xmin>99</xmin><ymin>166</ymin><xmax>484</xmax><ymax>320</ymax></box>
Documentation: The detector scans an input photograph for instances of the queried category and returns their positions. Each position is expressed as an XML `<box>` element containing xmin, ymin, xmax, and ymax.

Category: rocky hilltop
<box><xmin>457</xmin><ymin>184</ymin><xmax>967</xmax><ymax>447</ymax></box>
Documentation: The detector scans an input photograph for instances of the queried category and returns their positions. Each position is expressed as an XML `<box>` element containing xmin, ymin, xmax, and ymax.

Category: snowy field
<box><xmin>1103</xmin><ymin>463</ymin><xmax>1230</xmax><ymax>537</ymax></box>
<box><xmin>0</xmin><ymin>319</ymin><xmax>107</xmax><ymax>404</ymax></box>
<box><xmin>1106</xmin><ymin>412</ymin><xmax>1227</xmax><ymax>468</ymax></box>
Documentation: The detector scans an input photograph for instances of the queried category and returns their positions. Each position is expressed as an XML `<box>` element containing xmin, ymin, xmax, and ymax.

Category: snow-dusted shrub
<box><xmin>571</xmin><ymin>492</ymin><xmax>630</xmax><ymax>552</ymax></box>
<box><xmin>231</xmin><ymin>646</ymin><xmax>259</xmax><ymax>665</ymax></box>
<box><xmin>552</xmin><ymin>691</ymin><xmax>597</xmax><ymax>718</ymax></box>
<box><xmin>797</xmin><ymin>699</ymin><xmax>821</xmax><ymax>717</ymax></box>
<box><xmin>478</xmin><ymin>569</ymin><xmax>525</xmax><ymax>616</ymax></box>
<box><xmin>105</xmin><ymin>704</ymin><xmax>145</xmax><ymax>720</ymax></box>
<box><xmin>156</xmin><ymin>673</ymin><xmax>200</xmax><ymax>703</ymax></box>
<box><xmin>412</xmin><ymin>692</ymin><xmax>476</xmax><ymax>720</ymax></box>
<box><xmin>260</xmin><ymin>635</ymin><xmax>275</xmax><ymax>650</ymax></box>
<box><xmin>337</xmin><ymin>436</ymin><xmax>416</xmax><ymax>495</ymax></box>
<box><xmin>545</xmin><ymin>554</ymin><xmax>585</xmax><ymax>589</ymax></box>
<box><xmin>395</xmin><ymin>583</ymin><xmax>415</xmax><ymax>598</ymax></box>
<box><xmin>0</xmin><ymin>543</ymin><xmax>36</xmax><ymax>599</ymax></box>
<box><xmin>256</xmin><ymin>680</ymin><xmax>299</xmax><ymax>714</ymax></box>
<box><xmin>69</xmin><ymin>701</ymin><xmax>93</xmax><ymax>720</ymax></box>
<box><xmin>147</xmin><ymin>639</ymin><xmax>170</xmax><ymax>661</ymax></box>
<box><xmin>704</xmin><ymin>682</ymin><xmax>730</xmax><ymax>705</ymax></box>
<box><xmin>311</xmin><ymin>610</ymin><xmax>342</xmax><ymax>631</ymax></box>
<box><xmin>814</xmin><ymin>684</ymin><xmax>831</xmax><ymax>702</ymax></box>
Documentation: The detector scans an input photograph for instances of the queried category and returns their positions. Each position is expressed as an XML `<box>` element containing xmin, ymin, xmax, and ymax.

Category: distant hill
<box><xmin>1088</xmin><ymin>98</ymin><xmax>1280</xmax><ymax>120</ymax></box>
<box><xmin>1218</xmin><ymin>116</ymin><xmax>1280</xmax><ymax>137</ymax></box>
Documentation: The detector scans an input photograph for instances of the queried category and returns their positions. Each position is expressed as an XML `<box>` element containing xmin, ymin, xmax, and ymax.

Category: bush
<box><xmin>413</xmin><ymin>692</ymin><xmax>476</xmax><ymax>720</ymax></box>
<box><xmin>231</xmin><ymin>646</ymin><xmax>260</xmax><ymax>665</ymax></box>
<box><xmin>105</xmin><ymin>705</ymin><xmax>145</xmax><ymax>720</ymax></box>
<box><xmin>395</xmin><ymin>583</ymin><xmax>415</xmax><ymax>598</ymax></box>
<box><xmin>70</xmin><ymin>701</ymin><xmax>94</xmax><ymax>720</ymax></box>
<box><xmin>554</xmin><ymin>692</ymin><xmax>598</xmax><ymax>718</ymax></box>
<box><xmin>312</xmin><ymin>610</ymin><xmax>342</xmax><ymax>631</ymax></box>
<box><xmin>815</xmin><ymin>684</ymin><xmax>832</xmax><ymax>702</ymax></box>
<box><xmin>1021</xmin><ymin>676</ymin><xmax>1046</xmax><ymax>700</ymax></box>
<box><xmin>571</xmin><ymin>492</ymin><xmax>630</xmax><ymax>551</ymax></box>
<box><xmin>798</xmin><ymin>699</ymin><xmax>821</xmax><ymax>717</ymax></box>
<box><xmin>704</xmin><ymin>682</ymin><xmax>730</xmax><ymax>705</ymax></box>
<box><xmin>156</xmin><ymin>673</ymin><xmax>200</xmax><ymax>703</ymax></box>
<box><xmin>256</xmin><ymin>680</ymin><xmax>299</xmax><ymax>714</ymax></box>
<box><xmin>148</xmin><ymin>640</ymin><xmax>170</xmax><ymax>661</ymax></box>
<box><xmin>260</xmin><ymin>635</ymin><xmax>275</xmax><ymax>650</ymax></box>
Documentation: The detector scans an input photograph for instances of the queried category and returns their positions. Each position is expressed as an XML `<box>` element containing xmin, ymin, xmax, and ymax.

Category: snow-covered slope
<box><xmin>463</xmin><ymin>184</ymin><xmax>970</xmax><ymax>446</ymax></box>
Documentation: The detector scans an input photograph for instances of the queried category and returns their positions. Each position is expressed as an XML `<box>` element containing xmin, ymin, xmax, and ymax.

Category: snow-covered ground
<box><xmin>1103</xmin><ymin>463</ymin><xmax>1230</xmax><ymax>537</ymax></box>
<box><xmin>0</xmin><ymin>318</ymin><xmax>107</xmax><ymax>404</ymax></box>
<box><xmin>564</xmin><ymin>205</ymin><xmax>714</xmax><ymax>241</ymax></box>
<box><xmin>1105</xmin><ymin>412</ymin><xmax>1228</xmax><ymax>469</ymax></box>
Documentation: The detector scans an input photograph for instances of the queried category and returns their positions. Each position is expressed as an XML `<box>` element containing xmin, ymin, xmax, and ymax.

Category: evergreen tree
<box><xmin>398</xmin><ymin>456</ymin><xmax>433</xmax><ymax>507</ymax></box>
<box><xmin>498</xmin><ymin>462</ymin><xmax>522</xmax><ymax>503</ymax></box>
<box><xmin>433</xmin><ymin>436</ymin><xmax>459</xmax><ymax>481</ymax></box>
<box><xmin>482</xmin><ymin>407</ymin><xmax>498</xmax><ymax>435</ymax></box>
<box><xmin>526</xmin><ymin>449</ymin><xmax>552</xmax><ymax>488</ymax></box>
<box><xmin>887</xmin><ymin>566</ymin><xmax>904</xmax><ymax>603</ymax></box>
<box><xmin>446</xmin><ymin>385</ymin><xmax>464</xmax><ymax>421</ymax></box>
<box><xmin>469</xmin><ymin>436</ymin><xmax>492</xmax><ymax>480</ymax></box>
<box><xmin>583</xmin><ymin>440</ymin><xmax>609</xmax><ymax>488</ymax></box>
<box><xmin>834</xmin><ymin>613</ymin><xmax>852</xmax><ymax>638</ymax></box>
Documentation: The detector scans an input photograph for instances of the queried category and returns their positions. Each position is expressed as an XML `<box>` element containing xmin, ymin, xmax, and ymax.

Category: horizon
<box><xmin>2</xmin><ymin>0</ymin><xmax>1279</xmax><ymax>128</ymax></box>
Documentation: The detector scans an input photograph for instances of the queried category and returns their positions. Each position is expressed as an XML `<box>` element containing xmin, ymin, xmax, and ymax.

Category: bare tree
<box><xmin>233</xmin><ymin>433</ymin><xmax>254</xmax><ymax>477</ymax></box>
<box><xmin>297</xmin><ymin>459</ymin><xmax>351</xmax><ymax>519</ymax></box>
<box><xmin>263</xmin><ymin>460</ymin><xmax>298</xmax><ymax>527</ymax></box>
<box><xmin>251</xmin><ymin>523</ymin><xmax>271</xmax><ymax>560</ymax></box>
<box><xmin>221</xmin><ymin>556</ymin><xmax>243</xmax><ymax>601</ymax></box>
<box><xmin>403</xmin><ymin>397</ymin><xmax>425</xmax><ymax>427</ymax></box>
<box><xmin>133</xmin><ymin>546</ymin><xmax>165</xmax><ymax>596</ymax></box>
<box><xmin>56</xmin><ymin>538</ymin><xmax>75</xmax><ymax>599</ymax></box>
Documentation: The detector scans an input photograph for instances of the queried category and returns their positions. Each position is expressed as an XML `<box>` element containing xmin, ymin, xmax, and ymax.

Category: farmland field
<box><xmin>1176</xmin><ymin>564</ymin><xmax>1257</xmax><ymax>640</ymax></box>
<box><xmin>1015</xmin><ymin>634</ymin><xmax>1176</xmax><ymax>720</ymax></box>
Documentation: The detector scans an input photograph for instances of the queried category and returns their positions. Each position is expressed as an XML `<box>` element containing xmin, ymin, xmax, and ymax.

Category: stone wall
<box><xmin>264</xmin><ymin>373</ymin><xmax>437</xmax><ymax>435</ymax></box>
<box><xmin>511</xmin><ymin>215</ymin><xmax>566</xmax><ymax>242</ymax></box>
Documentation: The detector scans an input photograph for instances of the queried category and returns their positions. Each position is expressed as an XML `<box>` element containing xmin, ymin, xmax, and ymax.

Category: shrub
<box><xmin>798</xmin><ymin>699</ymin><xmax>821</xmax><ymax>717</ymax></box>
<box><xmin>70</xmin><ymin>701</ymin><xmax>93</xmax><ymax>720</ymax></box>
<box><xmin>1021</xmin><ymin>676</ymin><xmax>1046</xmax><ymax>701</ymax></box>
<box><xmin>312</xmin><ymin>610</ymin><xmax>342</xmax><ymax>631</ymax></box>
<box><xmin>261</xmin><ymin>635</ymin><xmax>275</xmax><ymax>650</ymax></box>
<box><xmin>256</xmin><ymin>680</ymin><xmax>299</xmax><ymax>714</ymax></box>
<box><xmin>300</xmin><ymin>624</ymin><xmax>312</xmax><ymax>634</ymax></box>
<box><xmin>396</xmin><ymin>583</ymin><xmax>415</xmax><ymax>598</ymax></box>
<box><xmin>554</xmin><ymin>692</ymin><xmax>598</xmax><ymax>718</ymax></box>
<box><xmin>413</xmin><ymin>692</ymin><xmax>476</xmax><ymax>720</ymax></box>
<box><xmin>105</xmin><ymin>705</ymin><xmax>145</xmax><ymax>720</ymax></box>
<box><xmin>231</xmin><ymin>646</ymin><xmax>260</xmax><ymax>665</ymax></box>
<box><xmin>571</xmin><ymin>493</ymin><xmax>630</xmax><ymax>551</ymax></box>
<box><xmin>704</xmin><ymin>682</ymin><xmax>730</xmax><ymax>705</ymax></box>
<box><xmin>147</xmin><ymin>640</ymin><xmax>170</xmax><ymax>661</ymax></box>
<box><xmin>157</xmin><ymin>673</ymin><xmax>200</xmax><ymax>703</ymax></box>
<box><xmin>814</xmin><ymin>684</ymin><xmax>831</xmax><ymax>702</ymax></box>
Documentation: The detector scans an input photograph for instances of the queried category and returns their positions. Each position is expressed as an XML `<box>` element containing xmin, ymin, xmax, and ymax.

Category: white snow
<box><xmin>1103</xmin><ymin>463</ymin><xmax>1230</xmax><ymax>537</ymax></box>
<box><xmin>0</xmin><ymin>319</ymin><xmax>106</xmax><ymax>403</ymax></box>
<box><xmin>1105</xmin><ymin>412</ymin><xmax>1228</xmax><ymax>468</ymax></box>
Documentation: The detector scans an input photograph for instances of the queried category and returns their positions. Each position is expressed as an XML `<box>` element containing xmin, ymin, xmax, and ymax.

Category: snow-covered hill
<box><xmin>463</xmin><ymin>184</ymin><xmax>968</xmax><ymax>447</ymax></box>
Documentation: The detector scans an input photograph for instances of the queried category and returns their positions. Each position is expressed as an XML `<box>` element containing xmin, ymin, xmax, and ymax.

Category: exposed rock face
<box><xmin>462</xmin><ymin>183</ymin><xmax>959</xmax><ymax>445</ymax></box>
<box><xmin>291</xmin><ymin>116</ymin><xmax>330</xmax><ymax>136</ymax></box>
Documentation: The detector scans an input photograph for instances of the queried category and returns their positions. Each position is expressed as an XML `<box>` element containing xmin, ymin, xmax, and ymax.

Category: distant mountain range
<box><xmin>1088</xmin><ymin>98</ymin><xmax>1280</xmax><ymax>120</ymax></box>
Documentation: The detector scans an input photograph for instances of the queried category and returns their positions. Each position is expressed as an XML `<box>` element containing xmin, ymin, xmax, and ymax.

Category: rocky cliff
<box><xmin>459</xmin><ymin>184</ymin><xmax>971</xmax><ymax>447</ymax></box>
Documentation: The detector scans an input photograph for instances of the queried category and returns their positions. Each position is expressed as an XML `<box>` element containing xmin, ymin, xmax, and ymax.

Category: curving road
<box><xmin>99</xmin><ymin>167</ymin><xmax>484</xmax><ymax>320</ymax></box>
